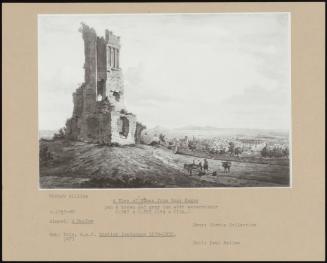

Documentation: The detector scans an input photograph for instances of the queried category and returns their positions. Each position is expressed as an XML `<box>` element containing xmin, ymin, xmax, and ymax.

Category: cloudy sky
<box><xmin>38</xmin><ymin>13</ymin><xmax>290</xmax><ymax>131</ymax></box>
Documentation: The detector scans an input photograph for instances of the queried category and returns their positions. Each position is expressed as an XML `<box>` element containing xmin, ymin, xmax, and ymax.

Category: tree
<box><xmin>159</xmin><ymin>133</ymin><xmax>166</xmax><ymax>143</ymax></box>
<box><xmin>228</xmin><ymin>142</ymin><xmax>235</xmax><ymax>156</ymax></box>
<box><xmin>40</xmin><ymin>145</ymin><xmax>53</xmax><ymax>162</ymax></box>
<box><xmin>234</xmin><ymin>147</ymin><xmax>242</xmax><ymax>157</ymax></box>
<box><xmin>219</xmin><ymin>149</ymin><xmax>226</xmax><ymax>154</ymax></box>
<box><xmin>261</xmin><ymin>145</ymin><xmax>268</xmax><ymax>157</ymax></box>
<box><xmin>188</xmin><ymin>140</ymin><xmax>196</xmax><ymax>151</ymax></box>
<box><xmin>283</xmin><ymin>147</ymin><xmax>289</xmax><ymax>157</ymax></box>
<box><xmin>53</xmin><ymin>127</ymin><xmax>66</xmax><ymax>140</ymax></box>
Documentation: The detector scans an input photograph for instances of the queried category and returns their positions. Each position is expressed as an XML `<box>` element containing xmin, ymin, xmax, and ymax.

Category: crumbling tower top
<box><xmin>105</xmin><ymin>29</ymin><xmax>121</xmax><ymax>71</ymax></box>
<box><xmin>105</xmin><ymin>29</ymin><xmax>121</xmax><ymax>48</ymax></box>
<box><xmin>66</xmin><ymin>23</ymin><xmax>142</xmax><ymax>146</ymax></box>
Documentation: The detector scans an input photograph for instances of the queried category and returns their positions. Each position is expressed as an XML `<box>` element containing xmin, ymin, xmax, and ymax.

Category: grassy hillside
<box><xmin>39</xmin><ymin>139</ymin><xmax>289</xmax><ymax>189</ymax></box>
<box><xmin>39</xmin><ymin>139</ymin><xmax>221</xmax><ymax>188</ymax></box>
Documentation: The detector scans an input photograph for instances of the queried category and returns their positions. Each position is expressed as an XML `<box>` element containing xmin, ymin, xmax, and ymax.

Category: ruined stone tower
<box><xmin>65</xmin><ymin>23</ymin><xmax>145</xmax><ymax>145</ymax></box>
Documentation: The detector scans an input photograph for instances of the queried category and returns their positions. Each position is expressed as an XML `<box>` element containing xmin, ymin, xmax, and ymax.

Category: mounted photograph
<box><xmin>38</xmin><ymin>13</ymin><xmax>291</xmax><ymax>189</ymax></box>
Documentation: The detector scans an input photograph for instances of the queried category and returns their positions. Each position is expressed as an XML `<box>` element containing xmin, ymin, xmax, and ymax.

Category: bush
<box><xmin>261</xmin><ymin>145</ymin><xmax>289</xmax><ymax>158</ymax></box>
<box><xmin>40</xmin><ymin>144</ymin><xmax>53</xmax><ymax>162</ymax></box>
<box><xmin>234</xmin><ymin>147</ymin><xmax>242</xmax><ymax>156</ymax></box>
<box><xmin>159</xmin><ymin>133</ymin><xmax>166</xmax><ymax>143</ymax></box>
<box><xmin>188</xmin><ymin>140</ymin><xmax>197</xmax><ymax>151</ymax></box>
<box><xmin>53</xmin><ymin>128</ymin><xmax>66</xmax><ymax>140</ymax></box>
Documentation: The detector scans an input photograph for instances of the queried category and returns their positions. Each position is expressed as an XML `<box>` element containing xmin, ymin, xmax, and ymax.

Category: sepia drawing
<box><xmin>38</xmin><ymin>14</ymin><xmax>291</xmax><ymax>188</ymax></box>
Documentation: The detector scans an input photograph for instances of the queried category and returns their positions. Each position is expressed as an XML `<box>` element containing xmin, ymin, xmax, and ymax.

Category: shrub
<box><xmin>53</xmin><ymin>128</ymin><xmax>66</xmax><ymax>140</ymax></box>
<box><xmin>40</xmin><ymin>144</ymin><xmax>53</xmax><ymax>162</ymax></box>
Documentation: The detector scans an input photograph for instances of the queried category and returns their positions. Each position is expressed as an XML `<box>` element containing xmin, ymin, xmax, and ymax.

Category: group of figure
<box><xmin>184</xmin><ymin>158</ymin><xmax>232</xmax><ymax>176</ymax></box>
<box><xmin>221</xmin><ymin>161</ymin><xmax>232</xmax><ymax>173</ymax></box>
<box><xmin>184</xmin><ymin>159</ymin><xmax>209</xmax><ymax>176</ymax></box>
<box><xmin>193</xmin><ymin>158</ymin><xmax>209</xmax><ymax>173</ymax></box>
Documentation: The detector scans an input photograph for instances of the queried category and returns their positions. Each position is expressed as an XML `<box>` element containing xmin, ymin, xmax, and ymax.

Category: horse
<box><xmin>222</xmin><ymin>161</ymin><xmax>231</xmax><ymax>173</ymax></box>
<box><xmin>184</xmin><ymin>163</ymin><xmax>199</xmax><ymax>175</ymax></box>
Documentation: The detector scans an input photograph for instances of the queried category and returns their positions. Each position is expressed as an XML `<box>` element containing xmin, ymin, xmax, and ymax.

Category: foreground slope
<box><xmin>39</xmin><ymin>140</ymin><xmax>221</xmax><ymax>188</ymax></box>
<box><xmin>39</xmin><ymin>139</ymin><xmax>289</xmax><ymax>188</ymax></box>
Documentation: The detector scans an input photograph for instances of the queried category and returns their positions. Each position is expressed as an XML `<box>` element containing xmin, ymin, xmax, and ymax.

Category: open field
<box><xmin>39</xmin><ymin>139</ymin><xmax>290</xmax><ymax>188</ymax></box>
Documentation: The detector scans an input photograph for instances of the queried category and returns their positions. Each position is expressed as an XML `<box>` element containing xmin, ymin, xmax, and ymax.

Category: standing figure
<box><xmin>203</xmin><ymin>159</ymin><xmax>209</xmax><ymax>173</ymax></box>
<box><xmin>222</xmin><ymin>161</ymin><xmax>231</xmax><ymax>173</ymax></box>
<box><xmin>198</xmin><ymin>161</ymin><xmax>203</xmax><ymax>171</ymax></box>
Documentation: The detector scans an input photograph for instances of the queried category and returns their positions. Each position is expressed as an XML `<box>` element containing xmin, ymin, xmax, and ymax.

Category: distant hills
<box><xmin>146</xmin><ymin>125</ymin><xmax>289</xmax><ymax>140</ymax></box>
<box><xmin>39</xmin><ymin>126</ymin><xmax>288</xmax><ymax>141</ymax></box>
<box><xmin>39</xmin><ymin>130</ymin><xmax>57</xmax><ymax>139</ymax></box>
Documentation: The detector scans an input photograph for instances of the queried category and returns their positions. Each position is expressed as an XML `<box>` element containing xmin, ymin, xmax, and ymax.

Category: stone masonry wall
<box><xmin>135</xmin><ymin>122</ymin><xmax>147</xmax><ymax>144</ymax></box>
<box><xmin>106</xmin><ymin>70</ymin><xmax>125</xmax><ymax>112</ymax></box>
<box><xmin>96</xmin><ymin>36</ymin><xmax>107</xmax><ymax>98</ymax></box>
<box><xmin>65</xmin><ymin>23</ymin><xmax>142</xmax><ymax>146</ymax></box>
<box><xmin>110</xmin><ymin>111</ymin><xmax>136</xmax><ymax>145</ymax></box>
<box><xmin>80</xmin><ymin>23</ymin><xmax>97</xmax><ymax>114</ymax></box>
<box><xmin>72</xmin><ymin>85</ymin><xmax>84</xmax><ymax>117</ymax></box>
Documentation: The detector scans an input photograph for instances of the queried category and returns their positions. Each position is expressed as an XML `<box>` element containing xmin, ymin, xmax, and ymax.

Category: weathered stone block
<box><xmin>106</xmin><ymin>70</ymin><xmax>125</xmax><ymax>111</ymax></box>
<box><xmin>111</xmin><ymin>111</ymin><xmax>137</xmax><ymax>145</ymax></box>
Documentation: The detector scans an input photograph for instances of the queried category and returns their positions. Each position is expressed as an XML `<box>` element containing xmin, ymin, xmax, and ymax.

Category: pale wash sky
<box><xmin>38</xmin><ymin>13</ymin><xmax>290</xmax><ymax>131</ymax></box>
